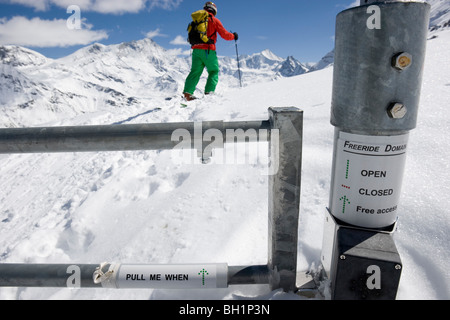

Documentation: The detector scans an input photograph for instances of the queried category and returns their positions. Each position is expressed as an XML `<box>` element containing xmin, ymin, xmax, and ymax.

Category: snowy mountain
<box><xmin>309</xmin><ymin>50</ymin><xmax>334</xmax><ymax>72</ymax></box>
<box><xmin>0</xmin><ymin>46</ymin><xmax>47</xmax><ymax>67</ymax></box>
<box><xmin>0</xmin><ymin>41</ymin><xmax>310</xmax><ymax>127</ymax></box>
<box><xmin>428</xmin><ymin>0</ymin><xmax>450</xmax><ymax>31</ymax></box>
<box><xmin>276</xmin><ymin>56</ymin><xmax>309</xmax><ymax>77</ymax></box>
<box><xmin>0</xmin><ymin>43</ymin><xmax>128</xmax><ymax>126</ymax></box>
<box><xmin>220</xmin><ymin>49</ymin><xmax>308</xmax><ymax>84</ymax></box>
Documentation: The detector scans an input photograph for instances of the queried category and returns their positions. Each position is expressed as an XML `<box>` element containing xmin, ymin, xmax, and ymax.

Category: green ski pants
<box><xmin>183</xmin><ymin>49</ymin><xmax>220</xmax><ymax>95</ymax></box>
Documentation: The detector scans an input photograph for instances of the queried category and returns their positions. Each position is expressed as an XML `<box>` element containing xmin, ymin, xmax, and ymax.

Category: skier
<box><xmin>183</xmin><ymin>2</ymin><xmax>238</xmax><ymax>101</ymax></box>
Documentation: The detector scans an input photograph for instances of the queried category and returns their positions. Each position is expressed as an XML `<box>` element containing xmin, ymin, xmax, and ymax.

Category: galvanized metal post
<box><xmin>268</xmin><ymin>107</ymin><xmax>303</xmax><ymax>292</ymax></box>
<box><xmin>321</xmin><ymin>0</ymin><xmax>430</xmax><ymax>299</ymax></box>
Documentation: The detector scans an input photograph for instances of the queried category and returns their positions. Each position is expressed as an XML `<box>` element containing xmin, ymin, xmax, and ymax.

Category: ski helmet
<box><xmin>204</xmin><ymin>2</ymin><xmax>217</xmax><ymax>16</ymax></box>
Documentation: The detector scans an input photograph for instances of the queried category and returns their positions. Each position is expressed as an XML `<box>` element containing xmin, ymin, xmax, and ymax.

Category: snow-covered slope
<box><xmin>310</xmin><ymin>50</ymin><xmax>334</xmax><ymax>72</ymax></box>
<box><xmin>0</xmin><ymin>46</ymin><xmax>47</xmax><ymax>67</ymax></box>
<box><xmin>428</xmin><ymin>0</ymin><xmax>450</xmax><ymax>30</ymax></box>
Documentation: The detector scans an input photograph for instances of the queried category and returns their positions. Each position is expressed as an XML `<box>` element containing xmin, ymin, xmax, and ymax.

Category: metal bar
<box><xmin>268</xmin><ymin>107</ymin><xmax>303</xmax><ymax>292</ymax></box>
<box><xmin>0</xmin><ymin>263</ymin><xmax>270</xmax><ymax>288</ymax></box>
<box><xmin>0</xmin><ymin>120</ymin><xmax>271</xmax><ymax>154</ymax></box>
<box><xmin>227</xmin><ymin>265</ymin><xmax>270</xmax><ymax>286</ymax></box>
<box><xmin>0</xmin><ymin>264</ymin><xmax>102</xmax><ymax>288</ymax></box>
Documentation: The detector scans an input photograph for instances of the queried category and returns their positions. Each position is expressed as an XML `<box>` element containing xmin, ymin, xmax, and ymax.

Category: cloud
<box><xmin>169</xmin><ymin>35</ymin><xmax>188</xmax><ymax>46</ymax></box>
<box><xmin>346</xmin><ymin>0</ymin><xmax>360</xmax><ymax>9</ymax></box>
<box><xmin>3</xmin><ymin>0</ymin><xmax>91</xmax><ymax>11</ymax></box>
<box><xmin>166</xmin><ymin>47</ymin><xmax>190</xmax><ymax>56</ymax></box>
<box><xmin>0</xmin><ymin>16</ymin><xmax>108</xmax><ymax>47</ymax></box>
<box><xmin>91</xmin><ymin>0</ymin><xmax>146</xmax><ymax>14</ymax></box>
<box><xmin>3</xmin><ymin>0</ymin><xmax>183</xmax><ymax>14</ymax></box>
<box><xmin>145</xmin><ymin>28</ymin><xmax>167</xmax><ymax>39</ymax></box>
<box><xmin>147</xmin><ymin>0</ymin><xmax>183</xmax><ymax>11</ymax></box>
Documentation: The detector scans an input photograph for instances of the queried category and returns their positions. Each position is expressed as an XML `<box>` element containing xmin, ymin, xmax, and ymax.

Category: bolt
<box><xmin>392</xmin><ymin>52</ymin><xmax>412</xmax><ymax>71</ymax></box>
<box><xmin>388</xmin><ymin>102</ymin><xmax>407</xmax><ymax>119</ymax></box>
<box><xmin>395</xmin><ymin>264</ymin><xmax>402</xmax><ymax>270</ymax></box>
<box><xmin>340</xmin><ymin>255</ymin><xmax>346</xmax><ymax>260</ymax></box>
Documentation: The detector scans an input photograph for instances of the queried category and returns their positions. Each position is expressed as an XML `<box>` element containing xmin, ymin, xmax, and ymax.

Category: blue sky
<box><xmin>0</xmin><ymin>0</ymin><xmax>359</xmax><ymax>63</ymax></box>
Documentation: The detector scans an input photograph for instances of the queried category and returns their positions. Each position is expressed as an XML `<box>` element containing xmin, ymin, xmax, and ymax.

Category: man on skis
<box><xmin>183</xmin><ymin>2</ymin><xmax>238</xmax><ymax>101</ymax></box>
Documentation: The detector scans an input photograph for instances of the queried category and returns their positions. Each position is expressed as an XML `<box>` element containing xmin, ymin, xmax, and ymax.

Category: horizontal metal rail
<box><xmin>0</xmin><ymin>263</ymin><xmax>270</xmax><ymax>289</ymax></box>
<box><xmin>0</xmin><ymin>120</ymin><xmax>271</xmax><ymax>154</ymax></box>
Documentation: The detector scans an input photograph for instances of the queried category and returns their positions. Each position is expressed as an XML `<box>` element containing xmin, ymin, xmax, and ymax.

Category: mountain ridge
<box><xmin>0</xmin><ymin>39</ymin><xmax>312</xmax><ymax>127</ymax></box>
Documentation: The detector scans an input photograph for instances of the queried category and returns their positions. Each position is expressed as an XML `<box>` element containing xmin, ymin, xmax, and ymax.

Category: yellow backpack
<box><xmin>187</xmin><ymin>10</ymin><xmax>214</xmax><ymax>45</ymax></box>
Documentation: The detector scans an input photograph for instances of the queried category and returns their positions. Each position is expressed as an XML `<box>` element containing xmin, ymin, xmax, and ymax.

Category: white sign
<box><xmin>330</xmin><ymin>132</ymin><xmax>409</xmax><ymax>228</ymax></box>
<box><xmin>115</xmin><ymin>264</ymin><xmax>228</xmax><ymax>289</ymax></box>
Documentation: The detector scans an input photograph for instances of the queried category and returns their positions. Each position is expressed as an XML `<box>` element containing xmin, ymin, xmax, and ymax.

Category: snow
<box><xmin>428</xmin><ymin>0</ymin><xmax>450</xmax><ymax>28</ymax></box>
<box><xmin>0</xmin><ymin>28</ymin><xmax>449</xmax><ymax>301</ymax></box>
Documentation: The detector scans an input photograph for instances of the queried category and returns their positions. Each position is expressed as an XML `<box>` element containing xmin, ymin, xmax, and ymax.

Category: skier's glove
<box><xmin>233</xmin><ymin>32</ymin><xmax>239</xmax><ymax>41</ymax></box>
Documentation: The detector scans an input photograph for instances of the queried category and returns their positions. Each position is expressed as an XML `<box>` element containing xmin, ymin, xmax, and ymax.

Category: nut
<box><xmin>388</xmin><ymin>103</ymin><xmax>407</xmax><ymax>119</ymax></box>
<box><xmin>392</xmin><ymin>52</ymin><xmax>412</xmax><ymax>71</ymax></box>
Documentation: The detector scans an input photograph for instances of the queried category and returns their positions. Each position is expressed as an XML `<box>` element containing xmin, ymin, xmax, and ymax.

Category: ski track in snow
<box><xmin>0</xmin><ymin>29</ymin><xmax>449</xmax><ymax>300</ymax></box>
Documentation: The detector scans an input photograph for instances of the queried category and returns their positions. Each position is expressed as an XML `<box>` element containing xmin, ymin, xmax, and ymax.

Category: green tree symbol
<box><xmin>198</xmin><ymin>268</ymin><xmax>209</xmax><ymax>286</ymax></box>
<box><xmin>339</xmin><ymin>195</ymin><xmax>351</xmax><ymax>214</ymax></box>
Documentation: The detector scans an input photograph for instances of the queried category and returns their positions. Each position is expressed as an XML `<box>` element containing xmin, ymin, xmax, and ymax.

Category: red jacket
<box><xmin>192</xmin><ymin>13</ymin><xmax>235</xmax><ymax>51</ymax></box>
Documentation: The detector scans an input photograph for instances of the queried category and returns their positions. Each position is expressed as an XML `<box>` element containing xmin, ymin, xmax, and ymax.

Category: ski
<box><xmin>168</xmin><ymin>95</ymin><xmax>198</xmax><ymax>108</ymax></box>
<box><xmin>165</xmin><ymin>94</ymin><xmax>204</xmax><ymax>108</ymax></box>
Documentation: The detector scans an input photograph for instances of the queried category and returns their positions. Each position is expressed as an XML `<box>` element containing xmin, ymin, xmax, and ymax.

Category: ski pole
<box><xmin>235</xmin><ymin>40</ymin><xmax>243</xmax><ymax>88</ymax></box>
